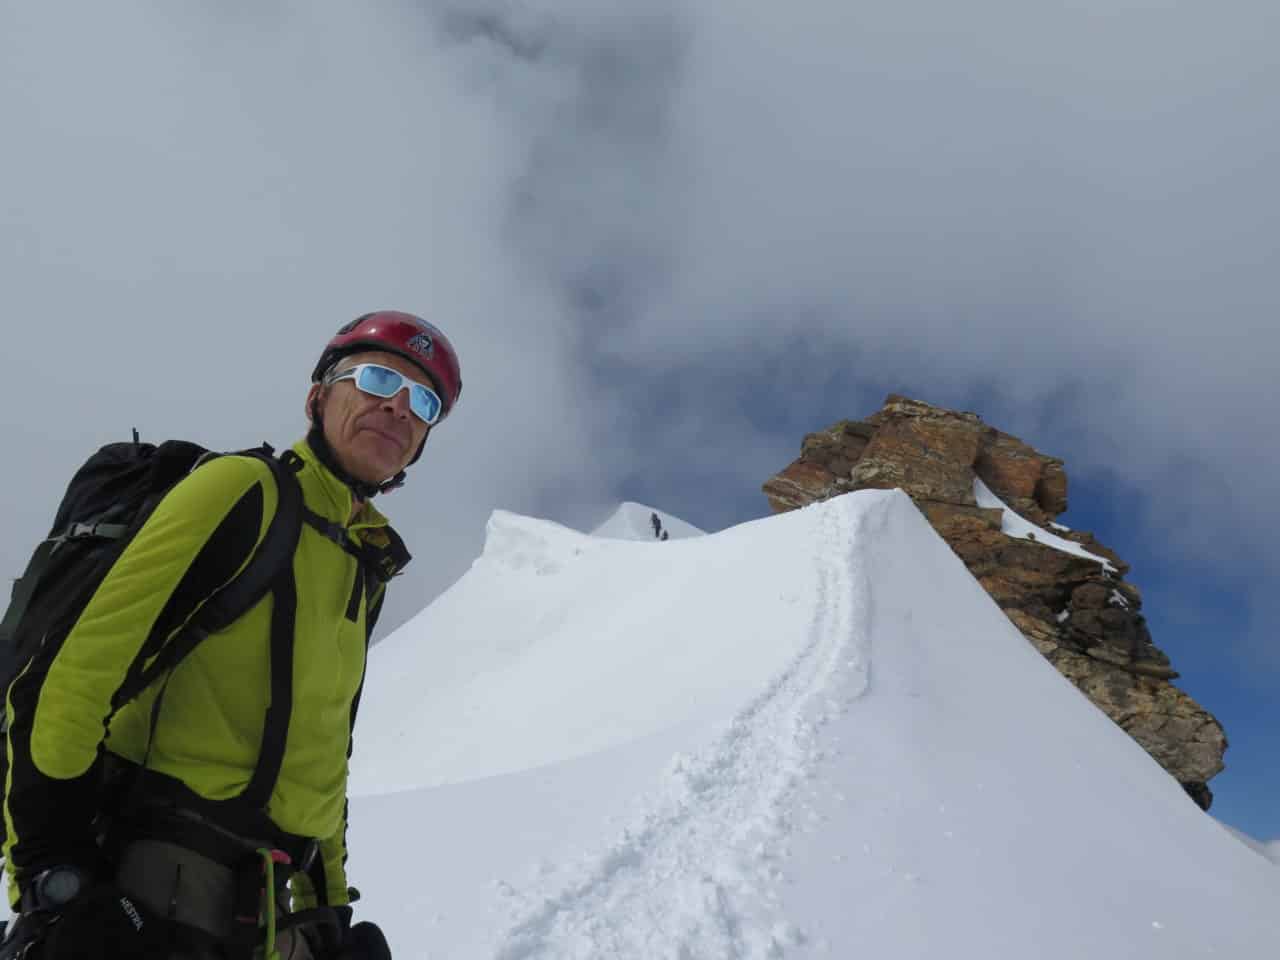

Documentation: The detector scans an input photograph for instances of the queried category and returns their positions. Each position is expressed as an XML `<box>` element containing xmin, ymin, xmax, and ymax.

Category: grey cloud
<box><xmin>447</xmin><ymin>0</ymin><xmax>1279</xmax><ymax>664</ymax></box>
<box><xmin>435</xmin><ymin>0</ymin><xmax>689</xmax><ymax>323</ymax></box>
<box><xmin>437</xmin><ymin>5</ymin><xmax>551</xmax><ymax>62</ymax></box>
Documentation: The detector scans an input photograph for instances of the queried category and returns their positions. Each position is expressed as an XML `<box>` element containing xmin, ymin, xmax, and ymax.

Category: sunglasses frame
<box><xmin>326</xmin><ymin>362</ymin><xmax>443</xmax><ymax>426</ymax></box>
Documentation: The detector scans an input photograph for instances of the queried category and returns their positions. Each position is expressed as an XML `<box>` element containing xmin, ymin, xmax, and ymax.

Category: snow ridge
<box><xmin>491</xmin><ymin>498</ymin><xmax>873</xmax><ymax>959</ymax></box>
<box><xmin>591</xmin><ymin>501</ymin><xmax>706</xmax><ymax>541</ymax></box>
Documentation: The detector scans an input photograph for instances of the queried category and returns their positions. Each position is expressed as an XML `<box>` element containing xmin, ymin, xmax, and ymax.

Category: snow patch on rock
<box><xmin>973</xmin><ymin>477</ymin><xmax>1116</xmax><ymax>572</ymax></box>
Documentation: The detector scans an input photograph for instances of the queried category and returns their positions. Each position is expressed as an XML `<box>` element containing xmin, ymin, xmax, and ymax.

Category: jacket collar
<box><xmin>291</xmin><ymin>439</ymin><xmax>390</xmax><ymax>531</ymax></box>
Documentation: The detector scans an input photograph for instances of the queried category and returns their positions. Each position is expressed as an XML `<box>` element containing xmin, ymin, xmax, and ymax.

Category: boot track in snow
<box><xmin>491</xmin><ymin>497</ymin><xmax>874</xmax><ymax>959</ymax></box>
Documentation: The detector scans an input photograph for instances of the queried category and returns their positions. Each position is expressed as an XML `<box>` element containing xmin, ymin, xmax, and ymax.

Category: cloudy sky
<box><xmin>2</xmin><ymin>1</ymin><xmax>1275</xmax><ymax>838</ymax></box>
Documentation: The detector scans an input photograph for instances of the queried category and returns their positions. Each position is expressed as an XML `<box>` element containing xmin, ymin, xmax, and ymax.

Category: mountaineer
<box><xmin>1</xmin><ymin>311</ymin><xmax>461</xmax><ymax>959</ymax></box>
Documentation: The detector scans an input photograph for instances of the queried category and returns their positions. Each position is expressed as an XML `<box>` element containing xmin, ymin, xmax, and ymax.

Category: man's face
<box><xmin>306</xmin><ymin>350</ymin><xmax>433</xmax><ymax>486</ymax></box>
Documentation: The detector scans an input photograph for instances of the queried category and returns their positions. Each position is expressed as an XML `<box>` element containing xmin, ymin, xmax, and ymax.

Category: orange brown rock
<box><xmin>762</xmin><ymin>394</ymin><xmax>1227</xmax><ymax>808</ymax></box>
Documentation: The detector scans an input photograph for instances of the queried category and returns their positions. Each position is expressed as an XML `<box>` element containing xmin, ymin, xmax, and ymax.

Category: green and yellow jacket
<box><xmin>3</xmin><ymin>439</ymin><xmax>408</xmax><ymax>907</ymax></box>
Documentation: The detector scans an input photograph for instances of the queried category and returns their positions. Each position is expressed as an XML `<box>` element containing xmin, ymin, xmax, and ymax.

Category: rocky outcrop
<box><xmin>763</xmin><ymin>395</ymin><xmax>1227</xmax><ymax>809</ymax></box>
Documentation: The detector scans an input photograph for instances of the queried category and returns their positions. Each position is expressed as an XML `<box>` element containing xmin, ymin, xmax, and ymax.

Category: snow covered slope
<box><xmin>348</xmin><ymin>491</ymin><xmax>1279</xmax><ymax>958</ymax></box>
<box><xmin>590</xmin><ymin>500</ymin><xmax>706</xmax><ymax>540</ymax></box>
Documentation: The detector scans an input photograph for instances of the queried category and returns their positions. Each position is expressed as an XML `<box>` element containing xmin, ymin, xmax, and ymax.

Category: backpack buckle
<box><xmin>65</xmin><ymin>521</ymin><xmax>129</xmax><ymax>542</ymax></box>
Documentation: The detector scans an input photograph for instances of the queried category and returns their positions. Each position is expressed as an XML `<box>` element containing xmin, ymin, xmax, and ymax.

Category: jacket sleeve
<box><xmin>2</xmin><ymin>455</ymin><xmax>275</xmax><ymax>903</ymax></box>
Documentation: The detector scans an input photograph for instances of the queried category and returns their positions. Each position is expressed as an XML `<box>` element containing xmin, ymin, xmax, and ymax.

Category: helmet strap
<box><xmin>408</xmin><ymin>428</ymin><xmax>430</xmax><ymax>466</ymax></box>
<box><xmin>369</xmin><ymin>432</ymin><xmax>424</xmax><ymax>495</ymax></box>
<box><xmin>378</xmin><ymin>471</ymin><xmax>408</xmax><ymax>494</ymax></box>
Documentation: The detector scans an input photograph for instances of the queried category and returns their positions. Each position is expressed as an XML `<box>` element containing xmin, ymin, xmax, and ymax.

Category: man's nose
<box><xmin>381</xmin><ymin>389</ymin><xmax>413</xmax><ymax>420</ymax></box>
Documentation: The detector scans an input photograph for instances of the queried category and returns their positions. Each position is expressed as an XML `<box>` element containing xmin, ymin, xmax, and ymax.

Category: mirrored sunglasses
<box><xmin>327</xmin><ymin>363</ymin><xmax>442</xmax><ymax>425</ymax></box>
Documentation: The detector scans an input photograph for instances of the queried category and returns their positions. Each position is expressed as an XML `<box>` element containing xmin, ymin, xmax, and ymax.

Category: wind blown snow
<box><xmin>973</xmin><ymin>476</ymin><xmax>1118</xmax><ymax>572</ymax></box>
<box><xmin>347</xmin><ymin>491</ymin><xmax>1278</xmax><ymax>958</ymax></box>
<box><xmin>1222</xmin><ymin>822</ymin><xmax>1280</xmax><ymax>867</ymax></box>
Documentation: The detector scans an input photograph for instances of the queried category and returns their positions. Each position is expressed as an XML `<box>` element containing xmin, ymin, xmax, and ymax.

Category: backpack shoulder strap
<box><xmin>187</xmin><ymin>451</ymin><xmax>305</xmax><ymax>637</ymax></box>
<box><xmin>238</xmin><ymin>541</ymin><xmax>299</xmax><ymax>809</ymax></box>
<box><xmin>236</xmin><ymin>448</ymin><xmax>306</xmax><ymax>809</ymax></box>
<box><xmin>113</xmin><ymin>449</ymin><xmax>305</xmax><ymax>708</ymax></box>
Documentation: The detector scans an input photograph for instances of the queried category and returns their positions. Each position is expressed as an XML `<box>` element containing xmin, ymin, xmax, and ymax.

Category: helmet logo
<box><xmin>408</xmin><ymin>333</ymin><xmax>434</xmax><ymax>357</ymax></box>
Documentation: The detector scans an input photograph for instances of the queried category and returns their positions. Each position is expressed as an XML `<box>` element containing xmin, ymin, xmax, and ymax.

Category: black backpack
<box><xmin>0</xmin><ymin>436</ymin><xmax>304</xmax><ymax>850</ymax></box>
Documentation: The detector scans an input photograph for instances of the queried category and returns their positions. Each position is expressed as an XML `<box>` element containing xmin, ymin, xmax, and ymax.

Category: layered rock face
<box><xmin>762</xmin><ymin>395</ymin><xmax>1226</xmax><ymax>809</ymax></box>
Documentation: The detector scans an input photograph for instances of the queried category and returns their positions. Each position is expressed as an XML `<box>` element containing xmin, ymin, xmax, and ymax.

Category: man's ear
<box><xmin>305</xmin><ymin>383</ymin><xmax>322</xmax><ymax>422</ymax></box>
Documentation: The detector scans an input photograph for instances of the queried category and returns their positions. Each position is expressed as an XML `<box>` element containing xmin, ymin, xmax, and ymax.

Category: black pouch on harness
<box><xmin>38</xmin><ymin>885</ymin><xmax>173</xmax><ymax>959</ymax></box>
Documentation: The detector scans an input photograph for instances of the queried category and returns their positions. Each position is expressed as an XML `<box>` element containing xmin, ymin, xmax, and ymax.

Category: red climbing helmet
<box><xmin>313</xmin><ymin>311</ymin><xmax>463</xmax><ymax>422</ymax></box>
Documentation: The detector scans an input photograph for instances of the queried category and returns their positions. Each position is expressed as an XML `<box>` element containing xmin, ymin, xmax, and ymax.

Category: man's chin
<box><xmin>343</xmin><ymin>440</ymin><xmax>406</xmax><ymax>486</ymax></box>
<box><xmin>362</xmin><ymin>431</ymin><xmax>409</xmax><ymax>460</ymax></box>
